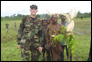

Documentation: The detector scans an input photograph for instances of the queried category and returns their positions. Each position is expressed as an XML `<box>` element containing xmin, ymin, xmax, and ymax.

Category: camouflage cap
<box><xmin>30</xmin><ymin>4</ymin><xmax>38</xmax><ymax>9</ymax></box>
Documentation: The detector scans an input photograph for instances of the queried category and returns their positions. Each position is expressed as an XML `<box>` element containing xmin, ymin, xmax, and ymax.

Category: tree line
<box><xmin>1</xmin><ymin>11</ymin><xmax>91</xmax><ymax>21</ymax></box>
<box><xmin>76</xmin><ymin>11</ymin><xmax>91</xmax><ymax>19</ymax></box>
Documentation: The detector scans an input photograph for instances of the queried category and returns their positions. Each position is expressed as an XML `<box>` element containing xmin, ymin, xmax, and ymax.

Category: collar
<box><xmin>29</xmin><ymin>15</ymin><xmax>37</xmax><ymax>19</ymax></box>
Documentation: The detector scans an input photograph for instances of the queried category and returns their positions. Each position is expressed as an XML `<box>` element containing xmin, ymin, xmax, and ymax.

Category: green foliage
<box><xmin>1</xmin><ymin>11</ymin><xmax>91</xmax><ymax>21</ymax></box>
<box><xmin>53</xmin><ymin>26</ymin><xmax>66</xmax><ymax>46</ymax></box>
<box><xmin>60</xmin><ymin>26</ymin><xmax>66</xmax><ymax>34</ymax></box>
<box><xmin>76</xmin><ymin>11</ymin><xmax>91</xmax><ymax>18</ymax></box>
<box><xmin>1</xmin><ymin>13</ymin><xmax>50</xmax><ymax>21</ymax></box>
<box><xmin>53</xmin><ymin>25</ymin><xmax>77</xmax><ymax>55</ymax></box>
<box><xmin>65</xmin><ymin>33</ymin><xmax>77</xmax><ymax>54</ymax></box>
<box><xmin>53</xmin><ymin>34</ymin><xmax>64</xmax><ymax>42</ymax></box>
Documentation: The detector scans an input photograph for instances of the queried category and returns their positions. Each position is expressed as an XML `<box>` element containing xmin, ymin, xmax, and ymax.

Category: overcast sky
<box><xmin>1</xmin><ymin>1</ymin><xmax>91</xmax><ymax>17</ymax></box>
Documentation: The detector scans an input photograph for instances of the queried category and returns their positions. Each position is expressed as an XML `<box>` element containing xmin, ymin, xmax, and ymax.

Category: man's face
<box><xmin>51</xmin><ymin>15</ymin><xmax>58</xmax><ymax>23</ymax></box>
<box><xmin>61</xmin><ymin>15</ymin><xmax>66</xmax><ymax>21</ymax></box>
<box><xmin>30</xmin><ymin>8</ymin><xmax>38</xmax><ymax>16</ymax></box>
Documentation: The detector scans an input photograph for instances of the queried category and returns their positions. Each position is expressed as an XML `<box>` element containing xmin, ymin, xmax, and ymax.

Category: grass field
<box><xmin>1</xmin><ymin>18</ymin><xmax>91</xmax><ymax>61</ymax></box>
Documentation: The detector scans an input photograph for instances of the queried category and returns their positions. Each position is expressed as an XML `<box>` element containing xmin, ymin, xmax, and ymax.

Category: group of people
<box><xmin>41</xmin><ymin>13</ymin><xmax>72</xmax><ymax>61</ymax></box>
<box><xmin>17</xmin><ymin>4</ymin><xmax>91</xmax><ymax>61</ymax></box>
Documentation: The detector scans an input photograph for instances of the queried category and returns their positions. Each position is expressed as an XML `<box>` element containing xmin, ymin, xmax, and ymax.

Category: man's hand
<box><xmin>18</xmin><ymin>45</ymin><xmax>21</xmax><ymax>50</ymax></box>
<box><xmin>38</xmin><ymin>47</ymin><xmax>43</xmax><ymax>52</ymax></box>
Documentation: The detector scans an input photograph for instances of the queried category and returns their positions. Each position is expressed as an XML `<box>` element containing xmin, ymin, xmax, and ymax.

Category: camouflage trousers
<box><xmin>20</xmin><ymin>39</ymin><xmax>41</xmax><ymax>61</ymax></box>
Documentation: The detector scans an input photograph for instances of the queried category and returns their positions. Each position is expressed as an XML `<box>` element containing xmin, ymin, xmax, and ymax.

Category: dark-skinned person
<box><xmin>41</xmin><ymin>19</ymin><xmax>48</xmax><ymax>61</ymax></box>
<box><xmin>60</xmin><ymin>14</ymin><xmax>72</xmax><ymax>61</ymax></box>
<box><xmin>5</xmin><ymin>23</ymin><xmax>9</xmax><ymax>33</ymax></box>
<box><xmin>46</xmin><ymin>14</ymin><xmax>63</xmax><ymax>61</ymax></box>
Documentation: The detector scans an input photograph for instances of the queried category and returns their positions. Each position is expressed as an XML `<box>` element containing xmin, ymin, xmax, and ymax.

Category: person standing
<box><xmin>41</xmin><ymin>19</ymin><xmax>48</xmax><ymax>61</ymax></box>
<box><xmin>5</xmin><ymin>23</ymin><xmax>9</xmax><ymax>33</ymax></box>
<box><xmin>60</xmin><ymin>14</ymin><xmax>72</xmax><ymax>61</ymax></box>
<box><xmin>17</xmin><ymin>4</ymin><xmax>43</xmax><ymax>61</ymax></box>
<box><xmin>46</xmin><ymin>14</ymin><xmax>63</xmax><ymax>61</ymax></box>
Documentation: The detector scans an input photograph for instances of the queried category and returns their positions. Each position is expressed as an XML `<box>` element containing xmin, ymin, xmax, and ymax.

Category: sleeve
<box><xmin>32</xmin><ymin>21</ymin><xmax>43</xmax><ymax>49</ymax></box>
<box><xmin>38</xmin><ymin>21</ymin><xmax>43</xmax><ymax>47</ymax></box>
<box><xmin>17</xmin><ymin>18</ymin><xmax>25</xmax><ymax>45</ymax></box>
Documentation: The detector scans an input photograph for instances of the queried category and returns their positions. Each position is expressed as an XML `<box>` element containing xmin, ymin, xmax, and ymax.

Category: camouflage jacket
<box><xmin>17</xmin><ymin>16</ymin><xmax>43</xmax><ymax>47</ymax></box>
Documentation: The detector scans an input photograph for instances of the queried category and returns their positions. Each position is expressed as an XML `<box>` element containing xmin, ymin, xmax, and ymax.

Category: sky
<box><xmin>1</xmin><ymin>1</ymin><xmax>91</xmax><ymax>17</ymax></box>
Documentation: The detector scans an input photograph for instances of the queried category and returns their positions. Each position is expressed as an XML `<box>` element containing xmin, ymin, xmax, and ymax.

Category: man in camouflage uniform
<box><xmin>17</xmin><ymin>4</ymin><xmax>43</xmax><ymax>61</ymax></box>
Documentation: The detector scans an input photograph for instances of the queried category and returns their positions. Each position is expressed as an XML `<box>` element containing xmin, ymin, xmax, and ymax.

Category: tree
<box><xmin>11</xmin><ymin>14</ymin><xmax>16</xmax><ymax>17</ymax></box>
<box><xmin>76</xmin><ymin>11</ymin><xmax>91</xmax><ymax>19</ymax></box>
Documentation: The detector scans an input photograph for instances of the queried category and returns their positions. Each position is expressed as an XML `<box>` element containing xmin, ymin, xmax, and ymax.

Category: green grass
<box><xmin>1</xmin><ymin>18</ymin><xmax>91</xmax><ymax>61</ymax></box>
